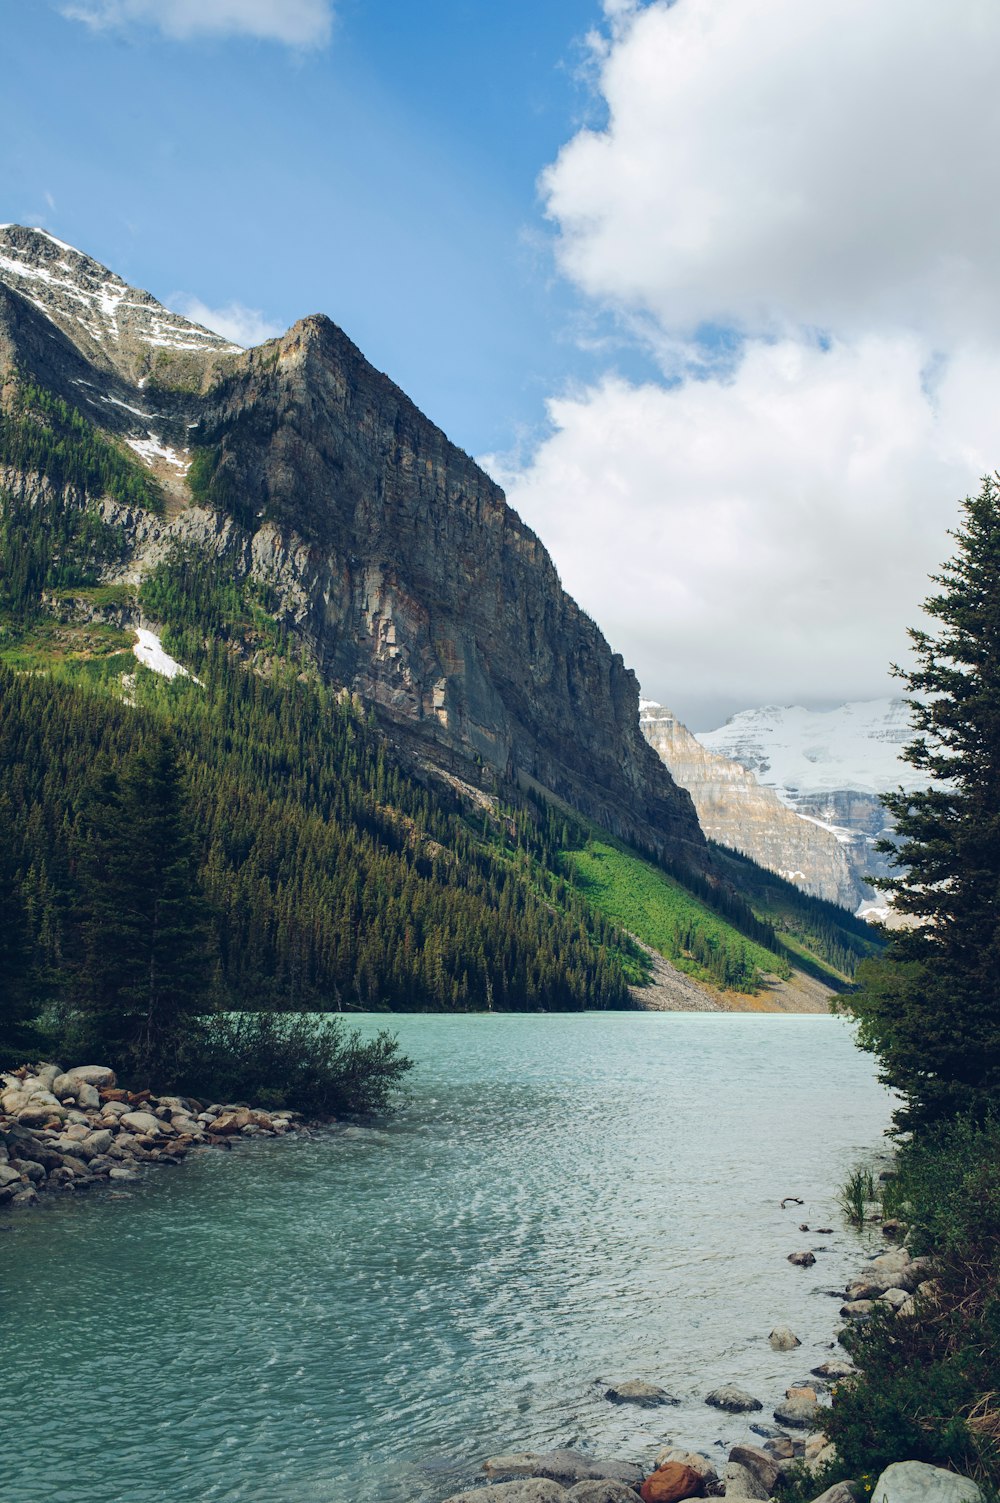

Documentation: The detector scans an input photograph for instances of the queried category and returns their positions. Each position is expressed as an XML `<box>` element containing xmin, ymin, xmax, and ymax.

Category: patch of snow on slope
<box><xmin>697</xmin><ymin>698</ymin><xmax>925</xmax><ymax>796</ymax></box>
<box><xmin>125</xmin><ymin>434</ymin><xmax>190</xmax><ymax>471</ymax></box>
<box><xmin>132</xmin><ymin>629</ymin><xmax>200</xmax><ymax>683</ymax></box>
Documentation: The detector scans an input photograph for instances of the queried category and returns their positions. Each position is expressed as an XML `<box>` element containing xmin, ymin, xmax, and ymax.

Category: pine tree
<box><xmin>0</xmin><ymin>798</ymin><xmax>39</xmax><ymax>1065</ymax></box>
<box><xmin>71</xmin><ymin>735</ymin><xmax>215</xmax><ymax>1084</ymax></box>
<box><xmin>848</xmin><ymin>475</ymin><xmax>1000</xmax><ymax>1125</ymax></box>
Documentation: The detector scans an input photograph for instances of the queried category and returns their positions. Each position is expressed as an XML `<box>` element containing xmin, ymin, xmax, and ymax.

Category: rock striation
<box><xmin>639</xmin><ymin>701</ymin><xmax>861</xmax><ymax>908</ymax></box>
<box><xmin>0</xmin><ymin>226</ymin><xmax>705</xmax><ymax>866</ymax></box>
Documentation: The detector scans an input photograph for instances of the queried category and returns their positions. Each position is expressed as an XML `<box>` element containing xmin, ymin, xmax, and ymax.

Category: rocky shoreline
<box><xmin>0</xmin><ymin>1061</ymin><xmax>306</xmax><ymax>1209</ymax></box>
<box><xmin>434</xmin><ymin>1236</ymin><xmax>978</xmax><ymax>1503</ymax></box>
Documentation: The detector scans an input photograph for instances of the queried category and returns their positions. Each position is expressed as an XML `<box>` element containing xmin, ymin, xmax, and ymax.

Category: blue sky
<box><xmin>5</xmin><ymin>1</ymin><xmax>1000</xmax><ymax>727</ymax></box>
<box><xmin>2</xmin><ymin>0</ymin><xmax>639</xmax><ymax>455</ymax></box>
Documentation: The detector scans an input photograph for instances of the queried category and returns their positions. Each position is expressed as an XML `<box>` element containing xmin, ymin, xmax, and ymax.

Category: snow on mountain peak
<box><xmin>696</xmin><ymin>697</ymin><xmax>926</xmax><ymax>798</ymax></box>
<box><xmin>0</xmin><ymin>224</ymin><xmax>243</xmax><ymax>360</ymax></box>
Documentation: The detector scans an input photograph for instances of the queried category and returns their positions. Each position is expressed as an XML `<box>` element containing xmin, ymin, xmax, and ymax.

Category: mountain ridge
<box><xmin>0</xmin><ymin>224</ymin><xmax>706</xmax><ymax>867</ymax></box>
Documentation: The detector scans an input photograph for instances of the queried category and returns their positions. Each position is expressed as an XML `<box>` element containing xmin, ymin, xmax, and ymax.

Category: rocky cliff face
<box><xmin>0</xmin><ymin>226</ymin><xmax>705</xmax><ymax>865</ymax></box>
<box><xmin>639</xmin><ymin>701</ymin><xmax>863</xmax><ymax>908</ymax></box>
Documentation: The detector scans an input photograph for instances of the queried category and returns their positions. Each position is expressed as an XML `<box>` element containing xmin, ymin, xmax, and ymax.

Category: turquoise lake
<box><xmin>0</xmin><ymin>1013</ymin><xmax>895</xmax><ymax>1503</ymax></box>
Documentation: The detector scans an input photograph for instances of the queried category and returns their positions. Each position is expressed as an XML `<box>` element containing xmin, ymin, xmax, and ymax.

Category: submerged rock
<box><xmin>706</xmin><ymin>1386</ymin><xmax>763</xmax><ymax>1413</ymax></box>
<box><xmin>768</xmin><ymin>1326</ymin><xmax>801</xmax><ymax>1351</ymax></box>
<box><xmin>605</xmin><ymin>1380</ymin><xmax>678</xmax><ymax>1408</ymax></box>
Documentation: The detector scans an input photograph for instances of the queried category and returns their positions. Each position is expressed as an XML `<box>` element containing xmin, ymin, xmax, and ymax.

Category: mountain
<box><xmin>638</xmin><ymin>700</ymin><xmax>862</xmax><ymax>909</ymax></box>
<box><xmin>0</xmin><ymin>225</ymin><xmax>703</xmax><ymax>866</ymax></box>
<box><xmin>697</xmin><ymin>699</ymin><xmax>927</xmax><ymax>907</ymax></box>
<box><xmin>0</xmin><ymin>226</ymin><xmax>872</xmax><ymax>1019</ymax></box>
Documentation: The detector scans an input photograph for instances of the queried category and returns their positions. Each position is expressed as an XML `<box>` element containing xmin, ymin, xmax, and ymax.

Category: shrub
<box><xmin>178</xmin><ymin>1012</ymin><xmax>413</xmax><ymax>1117</ymax></box>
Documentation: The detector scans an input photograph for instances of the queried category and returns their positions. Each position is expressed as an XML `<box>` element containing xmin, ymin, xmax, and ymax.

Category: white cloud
<box><xmin>61</xmin><ymin>0</ymin><xmax>333</xmax><ymax>48</ymax></box>
<box><xmin>487</xmin><ymin>335</ymin><xmax>1000</xmax><ymax>729</ymax></box>
<box><xmin>543</xmin><ymin>0</ymin><xmax>1000</xmax><ymax>345</ymax></box>
<box><xmin>494</xmin><ymin>0</ymin><xmax>1000</xmax><ymax>726</ymax></box>
<box><xmin>171</xmin><ymin>294</ymin><xmax>283</xmax><ymax>348</ymax></box>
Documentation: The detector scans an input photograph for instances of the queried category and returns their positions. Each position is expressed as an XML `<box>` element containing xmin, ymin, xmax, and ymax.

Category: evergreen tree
<box><xmin>848</xmin><ymin>475</ymin><xmax>1000</xmax><ymax>1125</ymax></box>
<box><xmin>71</xmin><ymin>735</ymin><xmax>215</xmax><ymax>1084</ymax></box>
<box><xmin>0</xmin><ymin>798</ymin><xmax>39</xmax><ymax>1065</ymax></box>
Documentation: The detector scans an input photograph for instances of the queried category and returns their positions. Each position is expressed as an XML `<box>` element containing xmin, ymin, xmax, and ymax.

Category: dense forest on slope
<box><xmin>0</xmin><ymin>374</ymin><xmax>868</xmax><ymax>1045</ymax></box>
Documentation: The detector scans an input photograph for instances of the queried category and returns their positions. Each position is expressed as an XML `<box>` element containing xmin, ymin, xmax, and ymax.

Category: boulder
<box><xmin>76</xmin><ymin>1082</ymin><xmax>101</xmax><ymax>1111</ymax></box>
<box><xmin>721</xmin><ymin>1462</ymin><xmax>769</xmax><ymax>1499</ymax></box>
<box><xmin>484</xmin><ymin>1452</ymin><xmax>642</xmax><ymax>1488</ymax></box>
<box><xmin>605</xmin><ymin>1381</ymin><xmax>678</xmax><ymax>1408</ymax></box>
<box><xmin>16</xmin><ymin>1105</ymin><xmax>64</xmax><ymax>1128</ymax></box>
<box><xmin>445</xmin><ymin>1484</ymin><xmax>569</xmax><ymax>1503</ymax></box>
<box><xmin>108</xmin><ymin>1167</ymin><xmax>140</xmax><ymax>1181</ymax></box>
<box><xmin>879</xmin><ymin>1288</ymin><xmax>910</xmax><ymax>1311</ymax></box>
<box><xmin>869</xmin><ymin>1462</ymin><xmax>981</xmax><ymax>1503</ymax></box>
<box><xmin>808</xmin><ymin>1485</ymin><xmax>860</xmax><ymax>1503</ymax></box>
<box><xmin>567</xmin><ymin>1485</ymin><xmax>641</xmax><ymax>1503</ymax></box>
<box><xmin>706</xmin><ymin>1386</ymin><xmax>763</xmax><ymax>1413</ymax></box>
<box><xmin>120</xmin><ymin>1111</ymin><xmax>161</xmax><ymax>1135</ymax></box>
<box><xmin>53</xmin><ymin>1066</ymin><xmax>116</xmax><ymax>1096</ymax></box>
<box><xmin>811</xmin><ymin>1361</ymin><xmax>854</xmax><ymax>1381</ymax></box>
<box><xmin>768</xmin><ymin>1326</ymin><xmax>801</xmax><ymax>1351</ymax></box>
<box><xmin>728</xmin><ymin>1447</ymin><xmax>781</xmax><ymax>1495</ymax></box>
<box><xmin>773</xmin><ymin>1397</ymin><xmax>823</xmax><ymax>1429</ymax></box>
<box><xmin>82</xmin><ymin>1130</ymin><xmax>113</xmax><ymax>1156</ymax></box>
<box><xmin>788</xmin><ymin>1251</ymin><xmax>817</xmax><ymax>1267</ymax></box>
<box><xmin>786</xmin><ymin>1388</ymin><xmax>817</xmax><ymax>1403</ymax></box>
<box><xmin>839</xmin><ymin>1300</ymin><xmax>874</xmax><ymax>1320</ymax></box>
<box><xmin>653</xmin><ymin>1451</ymin><xmax>717</xmax><ymax>1487</ymax></box>
<box><xmin>640</xmin><ymin>1464</ymin><xmax>704</xmax><ymax>1503</ymax></box>
<box><xmin>0</xmin><ymin>1163</ymin><xmax>23</xmax><ymax>1188</ymax></box>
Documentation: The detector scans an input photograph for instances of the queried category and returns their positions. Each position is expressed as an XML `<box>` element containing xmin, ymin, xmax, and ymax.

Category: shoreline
<box><xmin>0</xmin><ymin>1062</ymin><xmax>309</xmax><ymax>1211</ymax></box>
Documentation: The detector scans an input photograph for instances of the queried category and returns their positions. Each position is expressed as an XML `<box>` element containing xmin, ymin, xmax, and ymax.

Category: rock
<box><xmin>208</xmin><ymin>1110</ymin><xmax>249</xmax><ymax>1135</ymax></box>
<box><xmin>768</xmin><ymin>1326</ymin><xmax>801</xmax><ymax>1351</ymax></box>
<box><xmin>788</xmin><ymin>1251</ymin><xmax>817</xmax><ymax>1267</ymax></box>
<box><xmin>721</xmin><ymin>1462</ymin><xmax>768</xmax><ymax>1499</ymax></box>
<box><xmin>879</xmin><ymin>1288</ymin><xmax>910</xmax><ymax>1310</ymax></box>
<box><xmin>773</xmin><ymin>1398</ymin><xmax>823</xmax><ymax>1429</ymax></box>
<box><xmin>34</xmin><ymin>1064</ymin><xmax>62</xmax><ymax>1089</ymax></box>
<box><xmin>811</xmin><ymin>1360</ymin><xmax>854</xmax><ymax>1380</ymax></box>
<box><xmin>82</xmin><ymin>1129</ymin><xmax>113</xmax><ymax>1156</ymax></box>
<box><xmin>808</xmin><ymin>1444</ymin><xmax>837</xmax><ymax>1473</ymax></box>
<box><xmin>10</xmin><ymin>1159</ymin><xmax>44</xmax><ymax>1183</ymax></box>
<box><xmin>882</xmin><ymin>1219</ymin><xmax>906</xmax><ymax>1239</ymax></box>
<box><xmin>786</xmin><ymin>1387</ymin><xmax>817</xmax><ymax>1402</ymax></box>
<box><xmin>444</xmin><ymin>1483</ymin><xmax>570</xmax><ymax>1503</ymax></box>
<box><xmin>52</xmin><ymin>1066</ymin><xmax>116</xmax><ymax>1098</ymax></box>
<box><xmin>605</xmin><ymin>1381</ymin><xmax>678</xmax><ymax>1408</ymax></box>
<box><xmin>653</xmin><ymin>1451</ymin><xmax>717</xmax><ymax>1487</ymax></box>
<box><xmin>108</xmin><ymin>1167</ymin><xmax>139</xmax><ymax>1181</ymax></box>
<box><xmin>727</xmin><ymin>1446</ymin><xmax>781</xmax><ymax>1495</ymax></box>
<box><xmin>568</xmin><ymin>1485</ymin><xmax>641</xmax><ymax>1503</ymax></box>
<box><xmin>484</xmin><ymin>1453</ymin><xmax>643</xmax><ymax>1489</ymax></box>
<box><xmin>101</xmin><ymin>1101</ymin><xmax>131</xmax><ymax>1118</ymax></box>
<box><xmin>916</xmin><ymin>1278</ymin><xmax>944</xmax><ymax>1304</ymax></box>
<box><xmin>808</xmin><ymin>1485</ymin><xmax>860</xmax><ymax>1503</ymax></box>
<box><xmin>76</xmin><ymin>1082</ymin><xmax>101</xmax><ymax>1111</ymax></box>
<box><xmin>120</xmin><ymin>1111</ymin><xmax>161</xmax><ymax>1135</ymax></box>
<box><xmin>839</xmin><ymin>1300</ymin><xmax>874</xmax><ymax>1320</ymax></box>
<box><xmin>869</xmin><ymin>1462</ymin><xmax>982</xmax><ymax>1503</ymax></box>
<box><xmin>0</xmin><ymin>1163</ymin><xmax>23</xmax><ymax>1188</ymax></box>
<box><xmin>762</xmin><ymin>1439</ymin><xmax>795</xmax><ymax>1461</ymax></box>
<box><xmin>706</xmin><ymin>1387</ymin><xmax>763</xmax><ymax>1413</ymax></box>
<box><xmin>640</xmin><ymin>1464</ymin><xmax>704</xmax><ymax>1503</ymax></box>
<box><xmin>15</xmin><ymin>1106</ymin><xmax>62</xmax><ymax>1128</ymax></box>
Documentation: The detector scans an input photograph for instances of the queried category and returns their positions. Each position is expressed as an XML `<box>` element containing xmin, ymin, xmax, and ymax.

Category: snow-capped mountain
<box><xmin>0</xmin><ymin>224</ymin><xmax>241</xmax><ymax>385</ymax></box>
<box><xmin>696</xmin><ymin>699</ymin><xmax>924</xmax><ymax>799</ymax></box>
<box><xmin>696</xmin><ymin>699</ymin><xmax>929</xmax><ymax>909</ymax></box>
<box><xmin>639</xmin><ymin>700</ymin><xmax>862</xmax><ymax>908</ymax></box>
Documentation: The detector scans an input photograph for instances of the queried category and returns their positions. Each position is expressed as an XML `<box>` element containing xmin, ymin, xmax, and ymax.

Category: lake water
<box><xmin>0</xmin><ymin>1013</ymin><xmax>894</xmax><ymax>1503</ymax></box>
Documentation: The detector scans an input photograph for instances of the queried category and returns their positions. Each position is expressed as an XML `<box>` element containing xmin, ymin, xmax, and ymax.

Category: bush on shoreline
<box><xmin>175</xmin><ymin>1012</ymin><xmax>413</xmax><ymax>1117</ymax></box>
<box><xmin>821</xmin><ymin>1119</ymin><xmax>1000</xmax><ymax>1493</ymax></box>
